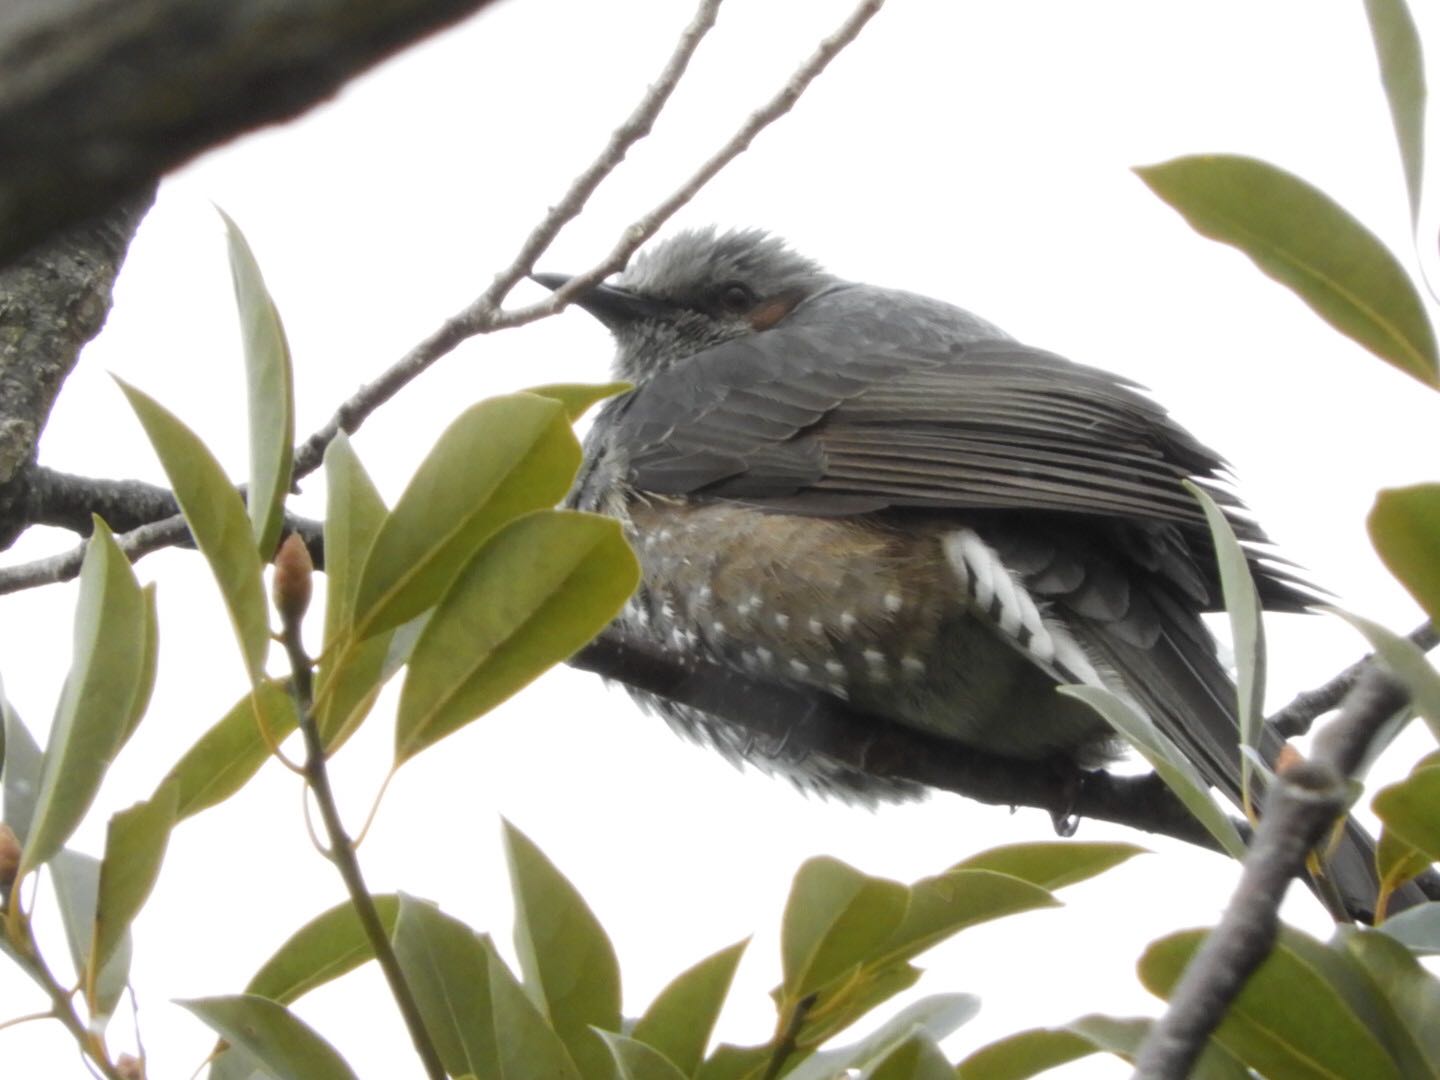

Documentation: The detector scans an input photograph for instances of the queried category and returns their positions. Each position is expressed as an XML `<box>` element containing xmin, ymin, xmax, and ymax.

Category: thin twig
<box><xmin>1268</xmin><ymin>620</ymin><xmax>1439</xmax><ymax>738</ymax></box>
<box><xmin>274</xmin><ymin>550</ymin><xmax>447</xmax><ymax>1080</ymax></box>
<box><xmin>2</xmin><ymin>1</ymin><xmax>882</xmax><ymax>595</ymax></box>
<box><xmin>760</xmin><ymin>993</ymin><xmax>818</xmax><ymax>1080</ymax></box>
<box><xmin>1130</xmin><ymin>669</ymin><xmax>1410</xmax><ymax>1079</ymax></box>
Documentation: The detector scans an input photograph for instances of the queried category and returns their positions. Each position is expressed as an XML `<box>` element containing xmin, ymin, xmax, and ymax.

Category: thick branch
<box><xmin>570</xmin><ymin>630</ymin><xmax>1225</xmax><ymax>850</ymax></box>
<box><xmin>0</xmin><ymin>190</ymin><xmax>154</xmax><ymax>547</ymax></box>
<box><xmin>0</xmin><ymin>0</ymin><xmax>503</xmax><ymax>267</ymax></box>
<box><xmin>1131</xmin><ymin>669</ymin><xmax>1411</xmax><ymax>1079</ymax></box>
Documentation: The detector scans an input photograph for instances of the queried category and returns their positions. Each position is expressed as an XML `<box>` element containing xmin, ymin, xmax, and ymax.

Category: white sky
<box><xmin>3</xmin><ymin>1</ymin><xmax>1439</xmax><ymax>1077</ymax></box>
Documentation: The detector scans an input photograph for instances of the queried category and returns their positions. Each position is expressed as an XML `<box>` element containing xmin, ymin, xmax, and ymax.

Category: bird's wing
<box><xmin>608</xmin><ymin>326</ymin><xmax>1306</xmax><ymax>607</ymax></box>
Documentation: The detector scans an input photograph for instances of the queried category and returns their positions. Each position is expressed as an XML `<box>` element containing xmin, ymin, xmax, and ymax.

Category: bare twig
<box><xmin>1131</xmin><ymin>668</ymin><xmax>1410</xmax><ymax>1080</ymax></box>
<box><xmin>1268</xmin><ymin>620</ymin><xmax>1439</xmax><ymax>738</ymax></box>
<box><xmin>2</xmin><ymin>1</ymin><xmax>883</xmax><ymax>593</ymax></box>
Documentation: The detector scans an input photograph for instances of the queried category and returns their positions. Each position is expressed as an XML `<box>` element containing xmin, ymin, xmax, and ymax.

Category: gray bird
<box><xmin>538</xmin><ymin>227</ymin><xmax>1394</xmax><ymax>920</ymax></box>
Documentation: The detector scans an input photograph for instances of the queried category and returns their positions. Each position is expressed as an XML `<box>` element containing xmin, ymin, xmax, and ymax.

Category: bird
<box><xmin>535</xmin><ymin>226</ymin><xmax>1400</xmax><ymax>921</ymax></box>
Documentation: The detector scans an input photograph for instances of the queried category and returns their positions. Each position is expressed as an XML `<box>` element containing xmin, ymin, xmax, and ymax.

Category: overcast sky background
<box><xmin>3</xmin><ymin>2</ymin><xmax>1439</xmax><ymax>1077</ymax></box>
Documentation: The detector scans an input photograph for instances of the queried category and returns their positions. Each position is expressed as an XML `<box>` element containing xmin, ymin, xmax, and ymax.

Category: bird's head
<box><xmin>534</xmin><ymin>228</ymin><xmax>835</xmax><ymax>382</ymax></box>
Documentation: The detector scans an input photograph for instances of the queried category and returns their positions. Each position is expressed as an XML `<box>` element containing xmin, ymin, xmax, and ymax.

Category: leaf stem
<box><xmin>278</xmin><ymin>609</ymin><xmax>446</xmax><ymax>1080</ymax></box>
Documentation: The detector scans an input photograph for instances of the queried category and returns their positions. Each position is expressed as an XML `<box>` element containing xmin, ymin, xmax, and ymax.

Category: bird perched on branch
<box><xmin>537</xmin><ymin>227</ymin><xmax>1390</xmax><ymax>921</ymax></box>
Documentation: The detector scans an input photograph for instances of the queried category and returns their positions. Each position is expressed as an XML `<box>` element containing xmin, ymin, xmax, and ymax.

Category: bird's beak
<box><xmin>531</xmin><ymin>272</ymin><xmax>667</xmax><ymax>329</ymax></box>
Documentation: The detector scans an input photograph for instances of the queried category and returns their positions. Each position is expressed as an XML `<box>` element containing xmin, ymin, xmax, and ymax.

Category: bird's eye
<box><xmin>717</xmin><ymin>282</ymin><xmax>754</xmax><ymax>312</ymax></box>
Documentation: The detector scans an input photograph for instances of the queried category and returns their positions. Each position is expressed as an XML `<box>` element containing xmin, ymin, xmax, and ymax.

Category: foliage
<box><xmin>2</xmin><ymin>2</ymin><xmax>1440</xmax><ymax>1077</ymax></box>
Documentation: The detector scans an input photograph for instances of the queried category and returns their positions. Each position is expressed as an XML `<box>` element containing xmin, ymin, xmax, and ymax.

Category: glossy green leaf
<box><xmin>244</xmin><ymin>894</ymin><xmax>402</xmax><ymax>1004</ymax></box>
<box><xmin>1141</xmin><ymin>927</ymin><xmax>1400</xmax><ymax>1079</ymax></box>
<box><xmin>1336</xmin><ymin>609</ymin><xmax>1440</xmax><ymax>745</ymax></box>
<box><xmin>181</xmin><ymin>994</ymin><xmax>358</xmax><ymax>1080</ymax></box>
<box><xmin>1376</xmin><ymin>821</ymin><xmax>1435</xmax><ymax>906</ymax></box>
<box><xmin>1</xmin><ymin>692</ymin><xmax>42</xmax><ymax>843</ymax></box>
<box><xmin>396</xmin><ymin>509</ymin><xmax>638</xmax><ymax>763</ymax></box>
<box><xmin>390</xmin><ymin>895</ymin><xmax>498</xmax><ymax>1080</ymax></box>
<box><xmin>598</xmin><ymin>1031</ymin><xmax>689</xmax><ymax>1080</ymax></box>
<box><xmin>1187</xmin><ymin>480</ymin><xmax>1266</xmax><ymax>805</ymax></box>
<box><xmin>481</xmin><ymin>935</ymin><xmax>582</xmax><ymax>1080</ymax></box>
<box><xmin>1364</xmin><ymin>0</ymin><xmax>1427</xmax><ymax>222</ymax></box>
<box><xmin>315</xmin><ymin>433</ymin><xmax>392</xmax><ymax>746</ymax></box>
<box><xmin>632</xmin><ymin>938</ymin><xmax>748</xmax><ymax>1075</ymax></box>
<box><xmin>1380</xmin><ymin>901</ymin><xmax>1440</xmax><ymax>955</ymax></box>
<box><xmin>524</xmin><ymin>381</ymin><xmax>632</xmax><ymax>421</ymax></box>
<box><xmin>1335</xmin><ymin>926</ymin><xmax>1440</xmax><ymax>1077</ymax></box>
<box><xmin>18</xmin><ymin>519</ymin><xmax>150</xmax><ymax>881</ymax></box>
<box><xmin>120</xmin><ymin>584</ymin><xmax>159</xmax><ymax>747</ymax></box>
<box><xmin>694</xmin><ymin>1044</ymin><xmax>771</xmax><ymax>1080</ymax></box>
<box><xmin>1137</xmin><ymin>154</ymin><xmax>1439</xmax><ymax>388</ymax></box>
<box><xmin>159</xmin><ymin>682</ymin><xmax>299</xmax><ymax>822</ymax></box>
<box><xmin>796</xmin><ymin>959</ymin><xmax>923</xmax><ymax>1049</ymax></box>
<box><xmin>353</xmin><ymin>393</ymin><xmax>581</xmax><ymax>639</ymax></box>
<box><xmin>870</xmin><ymin>869</ymin><xmax>1056</xmax><ymax>970</ymax></box>
<box><xmin>51</xmin><ymin>850</ymin><xmax>130</xmax><ymax>1024</ymax></box>
<box><xmin>1374</xmin><ymin>767</ymin><xmax>1440</xmax><ymax>863</ymax></box>
<box><xmin>780</xmin><ymin>856</ymin><xmax>909</xmax><ymax>1000</ymax></box>
<box><xmin>1370</xmin><ymin>485</ymin><xmax>1440</xmax><ymax>626</ymax></box>
<box><xmin>790</xmin><ymin>994</ymin><xmax>979</xmax><ymax>1080</ymax></box>
<box><xmin>220</xmin><ymin>209</ymin><xmax>295</xmax><ymax>558</ymax></box>
<box><xmin>1060</xmin><ymin>684</ymin><xmax>1248</xmax><ymax>859</ymax></box>
<box><xmin>503</xmin><ymin>819</ymin><xmax>620</xmax><ymax>1079</ymax></box>
<box><xmin>118</xmin><ymin>379</ymin><xmax>270</xmax><ymax>677</ymax></box>
<box><xmin>92</xmin><ymin>782</ymin><xmax>178</xmax><ymax>981</ymax></box>
<box><xmin>951</xmin><ymin>840</ymin><xmax>1145</xmax><ymax>890</ymax></box>
<box><xmin>863</xmin><ymin>1031</ymin><xmax>953</xmax><ymax>1080</ymax></box>
<box><xmin>954</xmin><ymin>1027</ymin><xmax>1097</xmax><ymax>1079</ymax></box>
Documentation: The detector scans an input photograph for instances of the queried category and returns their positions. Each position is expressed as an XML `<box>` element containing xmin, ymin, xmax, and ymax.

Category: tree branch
<box><xmin>1131</xmin><ymin>668</ymin><xmax>1412</xmax><ymax>1080</ymax></box>
<box><xmin>0</xmin><ymin>0</ymin><xmax>505</xmax><ymax>268</ymax></box>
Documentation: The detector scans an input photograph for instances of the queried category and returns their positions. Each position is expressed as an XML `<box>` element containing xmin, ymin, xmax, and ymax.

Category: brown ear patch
<box><xmin>749</xmin><ymin>293</ymin><xmax>801</xmax><ymax>331</ymax></box>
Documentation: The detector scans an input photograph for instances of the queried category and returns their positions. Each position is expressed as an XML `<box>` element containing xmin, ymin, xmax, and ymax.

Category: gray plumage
<box><xmin>540</xmin><ymin>226</ymin><xmax>1389</xmax><ymax>920</ymax></box>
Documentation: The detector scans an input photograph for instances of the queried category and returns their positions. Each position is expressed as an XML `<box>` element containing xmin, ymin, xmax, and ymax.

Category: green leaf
<box><xmin>1364</xmin><ymin>0</ymin><xmax>1427</xmax><ymax>222</ymax></box>
<box><xmin>1136</xmin><ymin>154</ymin><xmax>1439</xmax><ymax>389</ymax></box>
<box><xmin>694</xmin><ymin>1044</ymin><xmax>771</xmax><ymax>1080</ymax></box>
<box><xmin>597</xmin><ymin>1031</ymin><xmax>689</xmax><ymax>1080</ymax></box>
<box><xmin>790</xmin><ymin>994</ymin><xmax>979</xmax><ymax>1080</ymax></box>
<box><xmin>1370</xmin><ymin>485</ymin><xmax>1440</xmax><ymax>626</ymax></box>
<box><xmin>1377</xmin><ymin>821</ymin><xmax>1434</xmax><ymax>904</ymax></box>
<box><xmin>796</xmin><ymin>959</ymin><xmax>923</xmax><ymax>1049</ymax></box>
<box><xmin>159</xmin><ymin>682</ymin><xmax>300</xmax><ymax>822</ymax></box>
<box><xmin>1335</xmin><ymin>609</ymin><xmax>1440</xmax><ymax>745</ymax></box>
<box><xmin>951</xmin><ymin>840</ymin><xmax>1146</xmax><ymax>890</ymax></box>
<box><xmin>862</xmin><ymin>1032</ymin><xmax>953</xmax><ymax>1080</ymax></box>
<box><xmin>181</xmin><ymin>994</ymin><xmax>359</xmax><ymax>1080</ymax></box>
<box><xmin>481</xmin><ymin>935</ymin><xmax>582</xmax><ymax>1080</ymax></box>
<box><xmin>1</xmin><ymin>692</ymin><xmax>43</xmax><ymax>843</ymax></box>
<box><xmin>120</xmin><ymin>584</ymin><xmax>159</xmax><ymax>747</ymax></box>
<box><xmin>1072</xmin><ymin>1014</ymin><xmax>1250</xmax><ymax>1079</ymax></box>
<box><xmin>503</xmin><ymin>819</ymin><xmax>620</xmax><ymax>1079</ymax></box>
<box><xmin>632</xmin><ymin>938</ymin><xmax>748</xmax><ymax>1075</ymax></box>
<box><xmin>780</xmin><ymin>856</ymin><xmax>909</xmax><ymax>1000</ymax></box>
<box><xmin>315</xmin><ymin>433</ymin><xmax>392</xmax><ymax>747</ymax></box>
<box><xmin>245</xmin><ymin>894</ymin><xmax>402</xmax><ymax>1004</ymax></box>
<box><xmin>1380</xmin><ymin>901</ymin><xmax>1440</xmax><ymax>955</ymax></box>
<box><xmin>395</xmin><ymin>509</ymin><xmax>637</xmax><ymax>763</ymax></box>
<box><xmin>1374</xmin><ymin>766</ymin><xmax>1440</xmax><ymax>863</ymax></box>
<box><xmin>1140</xmin><ymin>927</ymin><xmax>1401</xmax><ymax>1079</ymax></box>
<box><xmin>1335</xmin><ymin>926</ymin><xmax>1440</xmax><ymax>1077</ymax></box>
<box><xmin>524</xmin><ymin>381</ymin><xmax>632</xmax><ymax>421</ymax></box>
<box><xmin>390</xmin><ymin>895</ymin><xmax>498</xmax><ymax>1080</ymax></box>
<box><xmin>1186</xmin><ymin>480</ymin><xmax>1266</xmax><ymax>807</ymax></box>
<box><xmin>870</xmin><ymin>869</ymin><xmax>1056</xmax><ymax>970</ymax></box>
<box><xmin>1059</xmin><ymin>684</ymin><xmax>1248</xmax><ymax>859</ymax></box>
<box><xmin>220</xmin><ymin>208</ymin><xmax>295</xmax><ymax>558</ymax></box>
<box><xmin>17</xmin><ymin>519</ymin><xmax>150</xmax><ymax>881</ymax></box>
<box><xmin>954</xmin><ymin>1027</ymin><xmax>1098</xmax><ymax>1080</ymax></box>
<box><xmin>51</xmin><ymin>850</ymin><xmax>130</xmax><ymax>1024</ymax></box>
<box><xmin>353</xmin><ymin>393</ymin><xmax>581</xmax><ymax>639</ymax></box>
<box><xmin>118</xmin><ymin>379</ymin><xmax>271</xmax><ymax>678</ymax></box>
<box><xmin>92</xmin><ymin>782</ymin><xmax>178</xmax><ymax>983</ymax></box>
